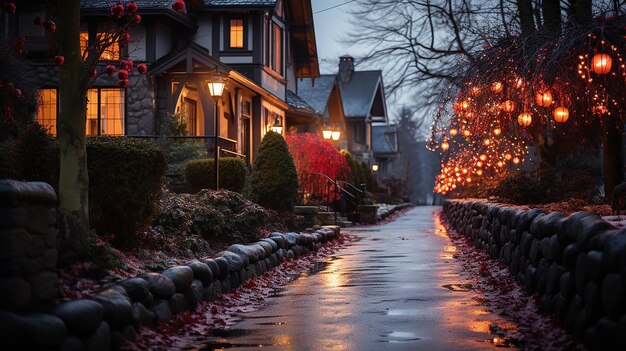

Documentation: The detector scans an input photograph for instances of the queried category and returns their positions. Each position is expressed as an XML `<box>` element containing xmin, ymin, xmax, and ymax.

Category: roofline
<box><xmin>81</xmin><ymin>8</ymin><xmax>197</xmax><ymax>30</ymax></box>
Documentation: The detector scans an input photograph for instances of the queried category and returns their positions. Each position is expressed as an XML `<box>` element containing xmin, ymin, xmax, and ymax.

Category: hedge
<box><xmin>184</xmin><ymin>157</ymin><xmax>247</xmax><ymax>193</ymax></box>
<box><xmin>244</xmin><ymin>131</ymin><xmax>298</xmax><ymax>212</ymax></box>
<box><xmin>87</xmin><ymin>137</ymin><xmax>166</xmax><ymax>245</ymax></box>
<box><xmin>2</xmin><ymin>128</ymin><xmax>166</xmax><ymax>246</ymax></box>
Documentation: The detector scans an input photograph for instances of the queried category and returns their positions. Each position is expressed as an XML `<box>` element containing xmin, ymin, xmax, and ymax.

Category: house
<box><xmin>3</xmin><ymin>0</ymin><xmax>319</xmax><ymax>164</ymax></box>
<box><xmin>297</xmin><ymin>55</ymin><xmax>393</xmax><ymax>165</ymax></box>
<box><xmin>371</xmin><ymin>123</ymin><xmax>399</xmax><ymax>179</ymax></box>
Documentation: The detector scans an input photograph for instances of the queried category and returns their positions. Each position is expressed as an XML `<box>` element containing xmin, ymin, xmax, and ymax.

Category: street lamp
<box><xmin>371</xmin><ymin>163</ymin><xmax>379</xmax><ymax>172</ymax></box>
<box><xmin>208</xmin><ymin>77</ymin><xmax>225</xmax><ymax>190</ymax></box>
<box><xmin>322</xmin><ymin>128</ymin><xmax>332</xmax><ymax>140</ymax></box>
<box><xmin>270</xmin><ymin>115</ymin><xmax>283</xmax><ymax>134</ymax></box>
<box><xmin>331</xmin><ymin>130</ymin><xmax>341</xmax><ymax>141</ymax></box>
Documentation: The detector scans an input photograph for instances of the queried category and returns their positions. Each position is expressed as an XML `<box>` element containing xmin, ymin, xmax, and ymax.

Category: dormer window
<box><xmin>229</xmin><ymin>19</ymin><xmax>244</xmax><ymax>49</ymax></box>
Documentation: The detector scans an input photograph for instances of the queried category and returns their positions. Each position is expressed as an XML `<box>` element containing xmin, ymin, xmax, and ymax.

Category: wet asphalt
<box><xmin>199</xmin><ymin>206</ymin><xmax>504</xmax><ymax>351</ymax></box>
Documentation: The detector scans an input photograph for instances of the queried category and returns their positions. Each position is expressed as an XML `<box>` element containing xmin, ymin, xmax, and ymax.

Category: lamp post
<box><xmin>270</xmin><ymin>115</ymin><xmax>283</xmax><ymax>134</ymax></box>
<box><xmin>208</xmin><ymin>77</ymin><xmax>226</xmax><ymax>190</ymax></box>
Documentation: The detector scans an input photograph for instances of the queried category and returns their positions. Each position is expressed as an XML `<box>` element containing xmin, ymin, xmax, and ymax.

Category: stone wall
<box><xmin>443</xmin><ymin>199</ymin><xmax>626</xmax><ymax>350</ymax></box>
<box><xmin>0</xmin><ymin>180</ymin><xmax>341</xmax><ymax>351</ymax></box>
<box><xmin>0</xmin><ymin>180</ymin><xmax>59</xmax><ymax>313</ymax></box>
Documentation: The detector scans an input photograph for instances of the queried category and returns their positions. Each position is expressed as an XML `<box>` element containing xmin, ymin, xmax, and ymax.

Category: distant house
<box><xmin>297</xmin><ymin>55</ymin><xmax>396</xmax><ymax>166</ymax></box>
<box><xmin>4</xmin><ymin>0</ymin><xmax>319</xmax><ymax>164</ymax></box>
<box><xmin>371</xmin><ymin>124</ymin><xmax>399</xmax><ymax>178</ymax></box>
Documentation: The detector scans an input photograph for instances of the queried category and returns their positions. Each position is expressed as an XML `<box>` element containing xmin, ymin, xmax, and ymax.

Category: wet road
<box><xmin>201</xmin><ymin>207</ymin><xmax>504</xmax><ymax>350</ymax></box>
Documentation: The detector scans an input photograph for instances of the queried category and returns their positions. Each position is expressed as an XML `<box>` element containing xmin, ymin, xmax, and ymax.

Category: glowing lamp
<box><xmin>479</xmin><ymin>154</ymin><xmax>487</xmax><ymax>161</ymax></box>
<box><xmin>493</xmin><ymin>128</ymin><xmax>501</xmax><ymax>136</ymax></box>
<box><xmin>535</xmin><ymin>91</ymin><xmax>553</xmax><ymax>107</ymax></box>
<box><xmin>270</xmin><ymin>116</ymin><xmax>283</xmax><ymax>134</ymax></box>
<box><xmin>501</xmin><ymin>100</ymin><xmax>515</xmax><ymax>113</ymax></box>
<box><xmin>504</xmin><ymin>153</ymin><xmax>512</xmax><ymax>160</ymax></box>
<box><xmin>483</xmin><ymin>139</ymin><xmax>491</xmax><ymax>146</ymax></box>
<box><xmin>207</xmin><ymin>79</ymin><xmax>225</xmax><ymax>97</ymax></box>
<box><xmin>476</xmin><ymin>161</ymin><xmax>483</xmax><ymax>167</ymax></box>
<box><xmin>466</xmin><ymin>177</ymin><xmax>472</xmax><ymax>183</ymax></box>
<box><xmin>322</xmin><ymin>129</ymin><xmax>332</xmax><ymax>140</ymax></box>
<box><xmin>441</xmin><ymin>141</ymin><xmax>450</xmax><ymax>151</ymax></box>
<box><xmin>513</xmin><ymin>157</ymin><xmax>520</xmax><ymax>164</ymax></box>
<box><xmin>476</xmin><ymin>169</ymin><xmax>483</xmax><ymax>176</ymax></box>
<box><xmin>592</xmin><ymin>53</ymin><xmax>612</xmax><ymax>75</ymax></box>
<box><xmin>450</xmin><ymin>128</ymin><xmax>458</xmax><ymax>136</ymax></box>
<box><xmin>371</xmin><ymin>164</ymin><xmax>379</xmax><ymax>172</ymax></box>
<box><xmin>553</xmin><ymin>106</ymin><xmax>569</xmax><ymax>123</ymax></box>
<box><xmin>331</xmin><ymin>131</ymin><xmax>341</xmax><ymax>141</ymax></box>
<box><xmin>462</xmin><ymin>129</ymin><xmax>471</xmax><ymax>137</ymax></box>
<box><xmin>518</xmin><ymin>112</ymin><xmax>532</xmax><ymax>127</ymax></box>
<box><xmin>497</xmin><ymin>161</ymin><xmax>504</xmax><ymax>167</ymax></box>
<box><xmin>491</xmin><ymin>82</ymin><xmax>503</xmax><ymax>93</ymax></box>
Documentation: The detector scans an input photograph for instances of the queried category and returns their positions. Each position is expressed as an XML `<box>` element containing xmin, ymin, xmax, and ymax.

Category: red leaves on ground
<box><xmin>439</xmin><ymin>210</ymin><xmax>580</xmax><ymax>350</ymax></box>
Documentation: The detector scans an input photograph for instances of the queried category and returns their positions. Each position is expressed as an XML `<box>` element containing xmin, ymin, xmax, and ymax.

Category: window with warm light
<box><xmin>182</xmin><ymin>98</ymin><xmax>197</xmax><ymax>136</ymax></box>
<box><xmin>229</xmin><ymin>19</ymin><xmax>244</xmax><ymax>49</ymax></box>
<box><xmin>36</xmin><ymin>89</ymin><xmax>58</xmax><ymax>136</ymax></box>
<box><xmin>270</xmin><ymin>23</ymin><xmax>283</xmax><ymax>74</ymax></box>
<box><xmin>86</xmin><ymin>88</ymin><xmax>125</xmax><ymax>136</ymax></box>
<box><xmin>80</xmin><ymin>31</ymin><xmax>120</xmax><ymax>61</ymax></box>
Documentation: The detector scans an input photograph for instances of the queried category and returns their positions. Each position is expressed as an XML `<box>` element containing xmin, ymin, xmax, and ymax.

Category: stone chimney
<box><xmin>338</xmin><ymin>55</ymin><xmax>354</xmax><ymax>83</ymax></box>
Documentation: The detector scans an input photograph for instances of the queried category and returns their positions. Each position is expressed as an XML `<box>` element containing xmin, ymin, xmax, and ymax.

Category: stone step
<box><xmin>337</xmin><ymin>220</ymin><xmax>353</xmax><ymax>228</ymax></box>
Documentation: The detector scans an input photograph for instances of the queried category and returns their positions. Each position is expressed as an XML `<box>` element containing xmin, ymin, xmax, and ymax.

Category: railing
<box><xmin>298</xmin><ymin>172</ymin><xmax>364</xmax><ymax>224</ymax></box>
<box><xmin>128</xmin><ymin>135</ymin><xmax>245</xmax><ymax>159</ymax></box>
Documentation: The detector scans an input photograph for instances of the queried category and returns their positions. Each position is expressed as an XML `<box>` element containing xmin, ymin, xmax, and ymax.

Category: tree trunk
<box><xmin>57</xmin><ymin>0</ymin><xmax>91</xmax><ymax>261</ymax></box>
<box><xmin>603</xmin><ymin>120</ymin><xmax>624</xmax><ymax>201</ymax></box>
<box><xmin>516</xmin><ymin>0</ymin><xmax>535</xmax><ymax>36</ymax></box>
<box><xmin>541</xmin><ymin>0</ymin><xmax>561</xmax><ymax>33</ymax></box>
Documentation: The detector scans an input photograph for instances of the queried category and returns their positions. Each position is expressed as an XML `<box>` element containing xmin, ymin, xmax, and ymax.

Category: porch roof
<box><xmin>372</xmin><ymin>124</ymin><xmax>399</xmax><ymax>156</ymax></box>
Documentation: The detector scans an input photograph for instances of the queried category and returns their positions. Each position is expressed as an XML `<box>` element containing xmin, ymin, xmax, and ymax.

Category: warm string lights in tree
<box><xmin>429</xmin><ymin>15</ymin><xmax>626</xmax><ymax>195</ymax></box>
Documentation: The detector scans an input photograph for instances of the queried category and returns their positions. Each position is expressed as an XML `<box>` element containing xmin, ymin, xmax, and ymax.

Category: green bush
<box><xmin>87</xmin><ymin>137</ymin><xmax>166</xmax><ymax>245</ymax></box>
<box><xmin>341</xmin><ymin>150</ymin><xmax>365</xmax><ymax>186</ymax></box>
<box><xmin>244</xmin><ymin>131</ymin><xmax>298</xmax><ymax>212</ymax></box>
<box><xmin>185</xmin><ymin>157</ymin><xmax>247</xmax><ymax>193</ymax></box>
<box><xmin>10</xmin><ymin>123</ymin><xmax>59</xmax><ymax>186</ymax></box>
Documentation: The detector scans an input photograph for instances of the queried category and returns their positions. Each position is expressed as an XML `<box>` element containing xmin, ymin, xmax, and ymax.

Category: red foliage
<box><xmin>137</xmin><ymin>63</ymin><xmax>148</xmax><ymax>74</ymax></box>
<box><xmin>105</xmin><ymin>64</ymin><xmax>116</xmax><ymax>76</ymax></box>
<box><xmin>4</xmin><ymin>2</ymin><xmax>16</xmax><ymax>13</ymax></box>
<box><xmin>172</xmin><ymin>0</ymin><xmax>186</xmax><ymax>13</ymax></box>
<box><xmin>285</xmin><ymin>133</ymin><xmax>349</xmax><ymax>181</ymax></box>
<box><xmin>120</xmin><ymin>59</ymin><xmax>134</xmax><ymax>71</ymax></box>
<box><xmin>117</xmin><ymin>69</ymin><xmax>129</xmax><ymax>80</ymax></box>
<box><xmin>54</xmin><ymin>55</ymin><xmax>64</xmax><ymax>65</ymax></box>
<box><xmin>126</xmin><ymin>2</ymin><xmax>138</xmax><ymax>13</ymax></box>
<box><xmin>132</xmin><ymin>14</ymin><xmax>141</xmax><ymax>24</ymax></box>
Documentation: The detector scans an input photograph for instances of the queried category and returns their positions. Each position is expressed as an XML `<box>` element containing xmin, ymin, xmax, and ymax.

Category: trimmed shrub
<box><xmin>10</xmin><ymin>123</ymin><xmax>59</xmax><ymax>186</ymax></box>
<box><xmin>87</xmin><ymin>137</ymin><xmax>166</xmax><ymax>245</ymax></box>
<box><xmin>244</xmin><ymin>131</ymin><xmax>298</xmax><ymax>212</ymax></box>
<box><xmin>342</xmin><ymin>150</ymin><xmax>365</xmax><ymax>186</ymax></box>
<box><xmin>0</xmin><ymin>142</ymin><xmax>10</xmax><ymax>179</ymax></box>
<box><xmin>185</xmin><ymin>157</ymin><xmax>247</xmax><ymax>193</ymax></box>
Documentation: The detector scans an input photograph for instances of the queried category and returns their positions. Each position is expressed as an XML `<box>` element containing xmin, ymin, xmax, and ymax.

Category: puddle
<box><xmin>256</xmin><ymin>321</ymin><xmax>287</xmax><ymax>326</ymax></box>
<box><xmin>201</xmin><ymin>340</ymin><xmax>272</xmax><ymax>349</ymax></box>
<box><xmin>379</xmin><ymin>331</ymin><xmax>422</xmax><ymax>343</ymax></box>
<box><xmin>441</xmin><ymin>283</ymin><xmax>474</xmax><ymax>291</ymax></box>
<box><xmin>309</xmin><ymin>261</ymin><xmax>329</xmax><ymax>274</ymax></box>
<box><xmin>386</xmin><ymin>309</ymin><xmax>421</xmax><ymax>316</ymax></box>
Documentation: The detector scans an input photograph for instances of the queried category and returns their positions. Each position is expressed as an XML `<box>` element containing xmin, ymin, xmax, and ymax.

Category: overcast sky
<box><xmin>311</xmin><ymin>0</ymin><xmax>364</xmax><ymax>74</ymax></box>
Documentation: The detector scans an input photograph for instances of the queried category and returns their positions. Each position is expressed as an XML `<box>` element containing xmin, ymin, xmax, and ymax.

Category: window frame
<box><xmin>223</xmin><ymin>15</ymin><xmax>248</xmax><ymax>52</ymax></box>
<box><xmin>36</xmin><ymin>88</ymin><xmax>59</xmax><ymax>136</ymax></box>
<box><xmin>86</xmin><ymin>87</ymin><xmax>126</xmax><ymax>136</ymax></box>
<box><xmin>80</xmin><ymin>28</ymin><xmax>122</xmax><ymax>62</ymax></box>
<box><xmin>269</xmin><ymin>20</ymin><xmax>284</xmax><ymax>75</ymax></box>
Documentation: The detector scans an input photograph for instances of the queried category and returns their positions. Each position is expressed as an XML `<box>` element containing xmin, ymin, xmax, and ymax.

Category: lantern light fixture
<box><xmin>322</xmin><ymin>129</ymin><xmax>332</xmax><ymax>140</ymax></box>
<box><xmin>535</xmin><ymin>91</ymin><xmax>553</xmax><ymax>107</ymax></box>
<box><xmin>501</xmin><ymin>100</ymin><xmax>515</xmax><ymax>113</ymax></box>
<box><xmin>441</xmin><ymin>141</ymin><xmax>450</xmax><ymax>151</ymax></box>
<box><xmin>553</xmin><ymin>106</ymin><xmax>569</xmax><ymax>123</ymax></box>
<box><xmin>371</xmin><ymin>163</ymin><xmax>379</xmax><ymax>172</ymax></box>
<box><xmin>331</xmin><ymin>131</ymin><xmax>341</xmax><ymax>141</ymax></box>
<box><xmin>592</xmin><ymin>53</ymin><xmax>613</xmax><ymax>75</ymax></box>
<box><xmin>270</xmin><ymin>116</ymin><xmax>283</xmax><ymax>134</ymax></box>
<box><xmin>518</xmin><ymin>112</ymin><xmax>532</xmax><ymax>127</ymax></box>
<box><xmin>207</xmin><ymin>77</ymin><xmax>226</xmax><ymax>97</ymax></box>
<box><xmin>491</xmin><ymin>82</ymin><xmax>503</xmax><ymax>93</ymax></box>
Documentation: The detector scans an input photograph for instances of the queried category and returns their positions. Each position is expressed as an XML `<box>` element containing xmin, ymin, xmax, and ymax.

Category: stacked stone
<box><xmin>443</xmin><ymin>200</ymin><xmax>626</xmax><ymax>350</ymax></box>
<box><xmin>0</xmin><ymin>196</ymin><xmax>340</xmax><ymax>351</ymax></box>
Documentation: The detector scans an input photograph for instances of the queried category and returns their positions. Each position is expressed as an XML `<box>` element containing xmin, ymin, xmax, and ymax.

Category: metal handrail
<box><xmin>298</xmin><ymin>172</ymin><xmax>364</xmax><ymax>225</ymax></box>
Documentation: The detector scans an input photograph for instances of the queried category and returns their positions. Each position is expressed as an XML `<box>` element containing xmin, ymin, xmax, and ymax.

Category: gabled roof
<box><xmin>80</xmin><ymin>1</ymin><xmax>196</xmax><ymax>29</ymax></box>
<box><xmin>286</xmin><ymin>90</ymin><xmax>315</xmax><ymax>113</ymax></box>
<box><xmin>372</xmin><ymin>124</ymin><xmax>399</xmax><ymax>155</ymax></box>
<box><xmin>206</xmin><ymin>0</ymin><xmax>277</xmax><ymax>6</ymax></box>
<box><xmin>297</xmin><ymin>75</ymin><xmax>337</xmax><ymax>115</ymax></box>
<box><xmin>338</xmin><ymin>70</ymin><xmax>383</xmax><ymax>119</ymax></box>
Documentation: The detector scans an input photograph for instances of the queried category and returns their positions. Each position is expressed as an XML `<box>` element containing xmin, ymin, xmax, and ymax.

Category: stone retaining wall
<box><xmin>443</xmin><ymin>199</ymin><xmax>626</xmax><ymax>350</ymax></box>
<box><xmin>0</xmin><ymin>180</ymin><xmax>341</xmax><ymax>350</ymax></box>
<box><xmin>0</xmin><ymin>180</ymin><xmax>59</xmax><ymax>312</ymax></box>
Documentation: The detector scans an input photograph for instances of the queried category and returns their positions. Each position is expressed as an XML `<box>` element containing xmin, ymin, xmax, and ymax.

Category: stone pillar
<box><xmin>0</xmin><ymin>180</ymin><xmax>59</xmax><ymax>312</ymax></box>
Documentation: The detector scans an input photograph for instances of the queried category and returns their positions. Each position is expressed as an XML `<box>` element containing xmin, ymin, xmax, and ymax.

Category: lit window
<box><xmin>80</xmin><ymin>31</ymin><xmax>120</xmax><ymax>61</ymax></box>
<box><xmin>182</xmin><ymin>98</ymin><xmax>197</xmax><ymax>136</ymax></box>
<box><xmin>36</xmin><ymin>89</ymin><xmax>57</xmax><ymax>136</ymax></box>
<box><xmin>86</xmin><ymin>88</ymin><xmax>125</xmax><ymax>136</ymax></box>
<box><xmin>271</xmin><ymin>23</ymin><xmax>282</xmax><ymax>74</ymax></box>
<box><xmin>229</xmin><ymin>19</ymin><xmax>244</xmax><ymax>49</ymax></box>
